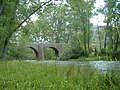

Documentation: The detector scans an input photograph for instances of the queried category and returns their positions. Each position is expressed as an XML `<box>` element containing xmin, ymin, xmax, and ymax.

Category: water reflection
<box><xmin>88</xmin><ymin>61</ymin><xmax>120</xmax><ymax>71</ymax></box>
<box><xmin>25</xmin><ymin>60</ymin><xmax>120</xmax><ymax>71</ymax></box>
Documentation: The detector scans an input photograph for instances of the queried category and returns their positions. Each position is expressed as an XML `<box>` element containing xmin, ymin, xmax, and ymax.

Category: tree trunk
<box><xmin>87</xmin><ymin>11</ymin><xmax>90</xmax><ymax>52</ymax></box>
<box><xmin>98</xmin><ymin>26</ymin><xmax>102</xmax><ymax>52</ymax></box>
<box><xmin>104</xmin><ymin>33</ymin><xmax>107</xmax><ymax>50</ymax></box>
<box><xmin>1</xmin><ymin>37</ymin><xmax>10</xmax><ymax>59</ymax></box>
<box><xmin>114</xmin><ymin>34</ymin><xmax>119</xmax><ymax>51</ymax></box>
<box><xmin>83</xmin><ymin>20</ymin><xmax>87</xmax><ymax>52</ymax></box>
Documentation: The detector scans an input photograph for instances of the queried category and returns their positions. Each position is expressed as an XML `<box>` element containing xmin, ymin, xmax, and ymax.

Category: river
<box><xmin>25</xmin><ymin>60</ymin><xmax>120</xmax><ymax>72</ymax></box>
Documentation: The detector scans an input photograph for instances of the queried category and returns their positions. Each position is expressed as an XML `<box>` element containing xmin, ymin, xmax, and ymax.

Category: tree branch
<box><xmin>13</xmin><ymin>0</ymin><xmax>52</xmax><ymax>34</ymax></box>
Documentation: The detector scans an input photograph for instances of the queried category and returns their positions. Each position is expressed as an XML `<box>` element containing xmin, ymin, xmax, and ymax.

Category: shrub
<box><xmin>58</xmin><ymin>48</ymin><xmax>88</xmax><ymax>61</ymax></box>
<box><xmin>112</xmin><ymin>51</ymin><xmax>120</xmax><ymax>60</ymax></box>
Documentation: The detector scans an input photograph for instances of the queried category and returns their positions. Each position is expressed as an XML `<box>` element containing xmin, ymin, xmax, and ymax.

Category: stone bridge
<box><xmin>26</xmin><ymin>43</ymin><xmax>64</xmax><ymax>60</ymax></box>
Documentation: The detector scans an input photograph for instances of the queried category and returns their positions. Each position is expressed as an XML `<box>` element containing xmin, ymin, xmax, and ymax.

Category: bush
<box><xmin>58</xmin><ymin>48</ymin><xmax>88</xmax><ymax>61</ymax></box>
<box><xmin>57</xmin><ymin>48</ymin><xmax>72</xmax><ymax>61</ymax></box>
<box><xmin>112</xmin><ymin>51</ymin><xmax>120</xmax><ymax>60</ymax></box>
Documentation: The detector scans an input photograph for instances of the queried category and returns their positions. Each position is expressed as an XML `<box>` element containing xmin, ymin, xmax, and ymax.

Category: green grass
<box><xmin>0</xmin><ymin>60</ymin><xmax>120</xmax><ymax>90</ymax></box>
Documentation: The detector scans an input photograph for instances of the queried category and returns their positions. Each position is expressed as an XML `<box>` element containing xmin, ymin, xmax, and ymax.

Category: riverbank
<box><xmin>0</xmin><ymin>60</ymin><xmax>120</xmax><ymax>90</ymax></box>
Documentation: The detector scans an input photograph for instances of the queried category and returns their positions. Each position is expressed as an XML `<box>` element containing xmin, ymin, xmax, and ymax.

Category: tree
<box><xmin>0</xmin><ymin>0</ymin><xmax>51</xmax><ymax>59</ymax></box>
<box><xmin>66</xmin><ymin>0</ymin><xmax>95</xmax><ymax>52</ymax></box>
<box><xmin>0</xmin><ymin>0</ymin><xmax>19</xmax><ymax>59</ymax></box>
<box><xmin>24</xmin><ymin>3</ymin><xmax>72</xmax><ymax>43</ymax></box>
<box><xmin>103</xmin><ymin>0</ymin><xmax>120</xmax><ymax>52</ymax></box>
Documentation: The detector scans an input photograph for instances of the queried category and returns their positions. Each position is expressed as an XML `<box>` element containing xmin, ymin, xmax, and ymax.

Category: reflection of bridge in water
<box><xmin>27</xmin><ymin>43</ymin><xmax>65</xmax><ymax>60</ymax></box>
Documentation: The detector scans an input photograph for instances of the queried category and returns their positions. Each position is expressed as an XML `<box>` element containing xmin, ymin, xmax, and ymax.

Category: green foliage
<box><xmin>45</xmin><ymin>48</ymin><xmax>57</xmax><ymax>60</ymax></box>
<box><xmin>58</xmin><ymin>45</ymin><xmax>88</xmax><ymax>61</ymax></box>
<box><xmin>112</xmin><ymin>51</ymin><xmax>120</xmax><ymax>60</ymax></box>
<box><xmin>0</xmin><ymin>61</ymin><xmax>120</xmax><ymax>90</ymax></box>
<box><xmin>0</xmin><ymin>0</ymin><xmax>51</xmax><ymax>59</ymax></box>
<box><xmin>27</xmin><ymin>4</ymin><xmax>72</xmax><ymax>43</ymax></box>
<box><xmin>103</xmin><ymin>0</ymin><xmax>119</xmax><ymax>51</ymax></box>
<box><xmin>6</xmin><ymin>43</ymin><xmax>35</xmax><ymax>60</ymax></box>
<box><xmin>58</xmin><ymin>47</ymin><xmax>73</xmax><ymax>61</ymax></box>
<box><xmin>0</xmin><ymin>0</ymin><xmax>119</xmax><ymax>60</ymax></box>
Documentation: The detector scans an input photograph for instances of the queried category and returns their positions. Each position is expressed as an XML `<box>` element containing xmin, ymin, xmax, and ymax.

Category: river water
<box><xmin>25</xmin><ymin>60</ymin><xmax>120</xmax><ymax>72</ymax></box>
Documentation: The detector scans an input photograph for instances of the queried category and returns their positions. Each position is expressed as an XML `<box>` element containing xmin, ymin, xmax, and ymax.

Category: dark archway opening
<box><xmin>28</xmin><ymin>47</ymin><xmax>38</xmax><ymax>60</ymax></box>
<box><xmin>45</xmin><ymin>47</ymin><xmax>59</xmax><ymax>60</ymax></box>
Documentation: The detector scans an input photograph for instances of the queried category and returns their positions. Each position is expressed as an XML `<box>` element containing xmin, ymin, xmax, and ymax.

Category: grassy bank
<box><xmin>0</xmin><ymin>60</ymin><xmax>120</xmax><ymax>90</ymax></box>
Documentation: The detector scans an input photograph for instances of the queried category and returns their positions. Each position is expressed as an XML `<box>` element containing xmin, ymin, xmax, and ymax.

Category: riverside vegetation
<box><xmin>0</xmin><ymin>60</ymin><xmax>120</xmax><ymax>90</ymax></box>
<box><xmin>0</xmin><ymin>0</ymin><xmax>120</xmax><ymax>89</ymax></box>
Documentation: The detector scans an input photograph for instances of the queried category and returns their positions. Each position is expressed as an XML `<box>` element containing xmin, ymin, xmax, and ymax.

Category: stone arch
<box><xmin>48</xmin><ymin>47</ymin><xmax>59</xmax><ymax>57</ymax></box>
<box><xmin>44</xmin><ymin>46</ymin><xmax>59</xmax><ymax>60</ymax></box>
<box><xmin>29</xmin><ymin>47</ymin><xmax>38</xmax><ymax>59</ymax></box>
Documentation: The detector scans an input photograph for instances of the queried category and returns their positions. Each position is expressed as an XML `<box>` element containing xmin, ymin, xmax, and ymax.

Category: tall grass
<box><xmin>0</xmin><ymin>60</ymin><xmax>120</xmax><ymax>90</ymax></box>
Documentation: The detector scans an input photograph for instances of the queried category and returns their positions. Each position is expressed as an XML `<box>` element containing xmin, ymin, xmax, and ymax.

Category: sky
<box><xmin>31</xmin><ymin>0</ymin><xmax>106</xmax><ymax>26</ymax></box>
<box><xmin>90</xmin><ymin>0</ymin><xmax>106</xmax><ymax>26</ymax></box>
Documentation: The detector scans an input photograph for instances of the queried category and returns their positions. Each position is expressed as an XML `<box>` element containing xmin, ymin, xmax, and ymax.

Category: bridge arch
<box><xmin>46</xmin><ymin>47</ymin><xmax>59</xmax><ymax>56</ymax></box>
<box><xmin>44</xmin><ymin>47</ymin><xmax>59</xmax><ymax>60</ymax></box>
<box><xmin>29</xmin><ymin>47</ymin><xmax>38</xmax><ymax>59</ymax></box>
